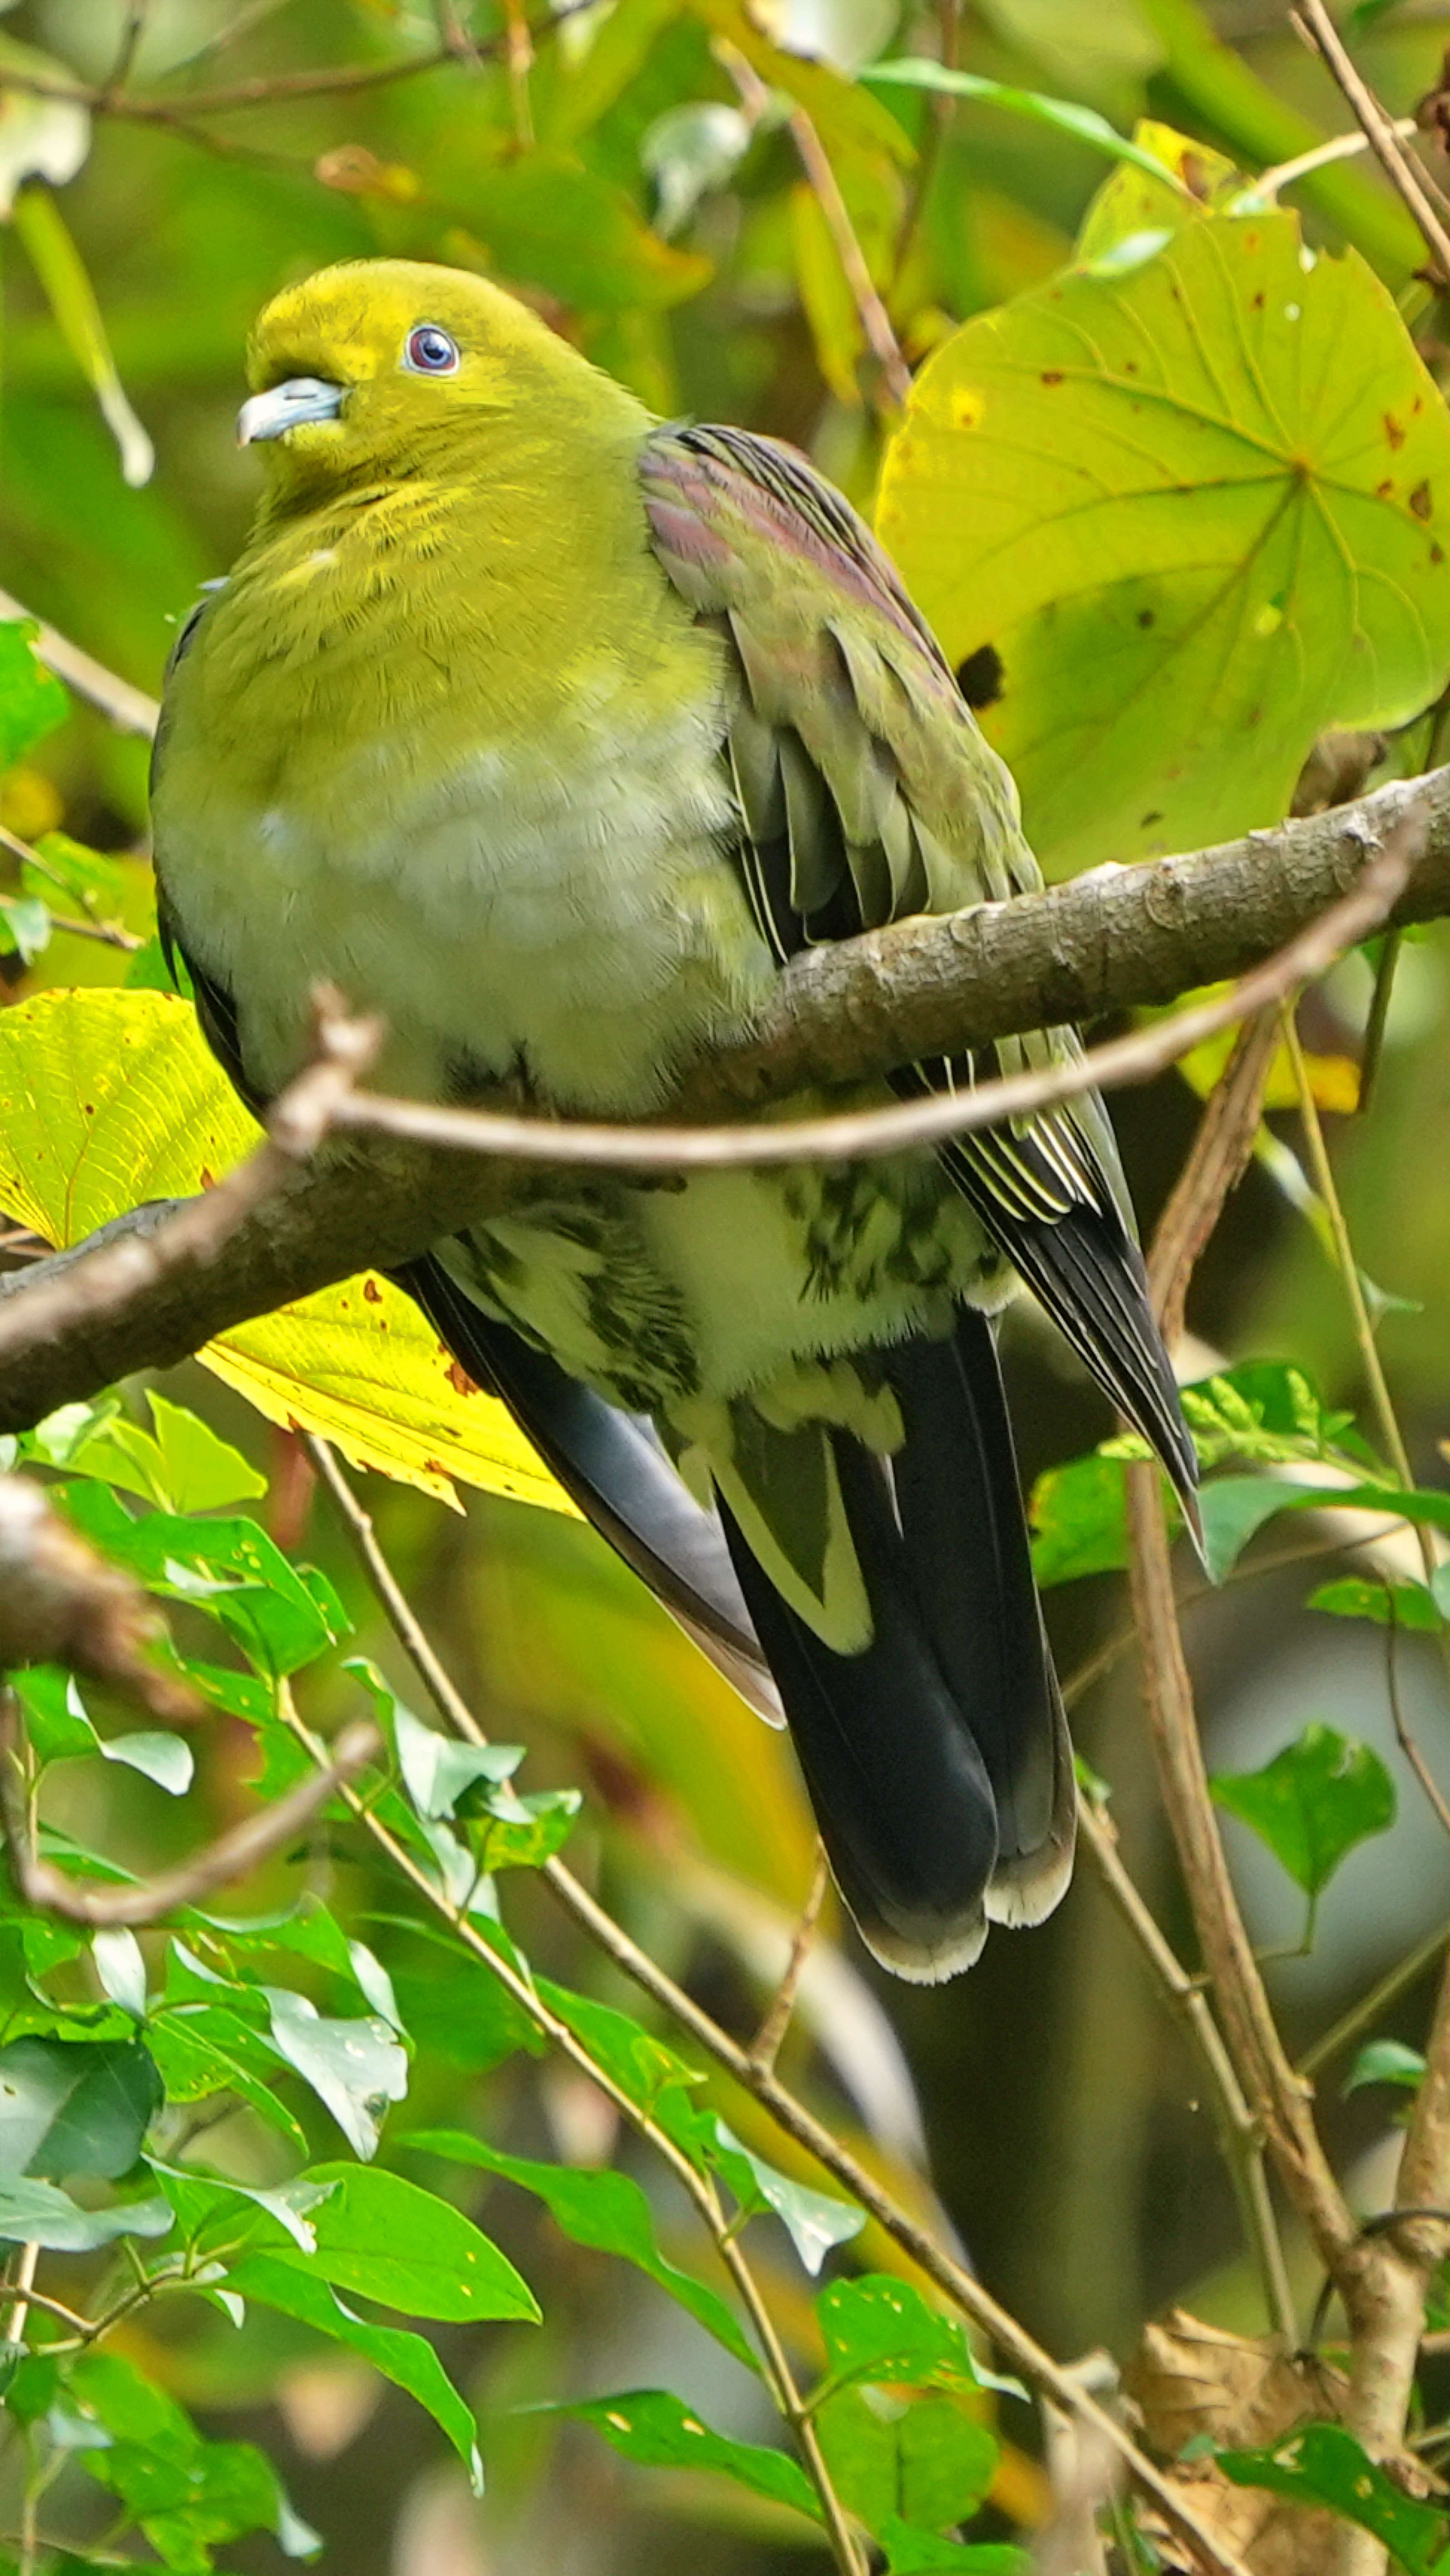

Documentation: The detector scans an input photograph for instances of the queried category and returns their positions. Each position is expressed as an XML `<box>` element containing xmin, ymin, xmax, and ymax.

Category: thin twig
<box><xmin>99</xmin><ymin>3</ymin><xmax>149</xmax><ymax>103</ymax></box>
<box><xmin>0</xmin><ymin>1699</ymin><xmax>379</xmax><ymax>1925</ymax></box>
<box><xmin>1126</xmin><ymin>1461</ymin><xmax>1355</xmax><ymax>2271</ymax></box>
<box><xmin>1298</xmin><ymin>1913</ymin><xmax>1450</xmax><ymax>2081</ymax></box>
<box><xmin>749</xmin><ymin>1848</ymin><xmax>830</xmax><ymax>2073</ymax></box>
<box><xmin>1385</xmin><ymin>1599</ymin><xmax>1450</xmax><ymax>1844</ymax></box>
<box><xmin>3</xmin><ymin>2245</ymin><xmax>39</xmax><ymax>2351</ymax></box>
<box><xmin>0</xmin><ymin>589</ymin><xmax>158</xmax><ymax>738</ymax></box>
<box><xmin>1281</xmin><ymin>1005</ymin><xmax>1450</xmax><ymax>1765</ymax></box>
<box><xmin>308</xmin><ymin>1440</ymin><xmax>1250</xmax><ymax>2573</ymax></box>
<box><xmin>1078</xmin><ymin>1799</ymin><xmax>1297</xmax><ymax>2342</ymax></box>
<box><xmin>1282</xmin><ymin>1008</ymin><xmax>1415</xmax><ymax>1492</ymax></box>
<box><xmin>0</xmin><ymin>2</ymin><xmax>602</xmax><ymax>127</ymax></box>
<box><xmin>1146</xmin><ymin>1010</ymin><xmax>1280</xmax><ymax>1350</ymax></box>
<box><xmin>1292</xmin><ymin>0</ymin><xmax>1450</xmax><ymax>277</ymax></box>
<box><xmin>322</xmin><ymin>826</ymin><xmax>1420</xmax><ymax>1176</ymax></box>
<box><xmin>1357</xmin><ymin>932</ymin><xmax>1402</xmax><ymax>1119</ymax></box>
<box><xmin>715</xmin><ymin>40</ymin><xmax>910</xmax><ymax>410</ymax></box>
<box><xmin>1248</xmin><ymin>115</ymin><xmax>1417</xmax><ymax>199</ymax></box>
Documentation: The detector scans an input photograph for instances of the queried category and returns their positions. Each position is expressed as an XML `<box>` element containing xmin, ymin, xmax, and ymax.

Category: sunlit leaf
<box><xmin>709</xmin><ymin>2119</ymin><xmax>864</xmax><ymax>2274</ymax></box>
<box><xmin>262</xmin><ymin>1991</ymin><xmax>408</xmax><ymax>2161</ymax></box>
<box><xmin>0</xmin><ymin>2174</ymin><xmax>171</xmax><ymax>2250</ymax></box>
<box><xmin>225</xmin><ymin>2251</ymin><xmax>484</xmax><ymax>2490</ymax></box>
<box><xmin>404</xmin><ymin>2125</ymin><xmax>756</xmax><ymax>2365</ymax></box>
<box><xmin>816</xmin><ymin>2384</ymin><xmax>998</xmax><ymax>2536</ymax></box>
<box><xmin>1219</xmin><ymin>2423</ymin><xmax>1450</xmax><ymax>2573</ymax></box>
<box><xmin>1344</xmin><ymin>2039</ymin><xmax>1426</xmax><ymax>2096</ymax></box>
<box><xmin>0</xmin><ymin>891</ymin><xmax>50</xmax><ymax>962</ymax></box>
<box><xmin>560</xmin><ymin>2387</ymin><xmax>822</xmax><ymax>2521</ymax></box>
<box><xmin>0</xmin><ymin>39</ymin><xmax>89</xmax><ymax>219</ymax></box>
<box><xmin>264</xmin><ymin>2160</ymin><xmax>540</xmax><ymax>2324</ymax></box>
<box><xmin>1210</xmin><ymin>1724</ymin><xmax>1395</xmax><ymax>1911</ymax></box>
<box><xmin>813</xmin><ymin>2275</ymin><xmax>980</xmax><ymax>2404</ymax></box>
<box><xmin>0</xmin><ymin>989</ymin><xmax>573</xmax><ymax>1513</ymax></box>
<box><xmin>90</xmin><ymin>1928</ymin><xmax>147</xmax><ymax>2020</ymax></box>
<box><xmin>877</xmin><ymin>213</ymin><xmax>1450</xmax><ymax>874</ymax></box>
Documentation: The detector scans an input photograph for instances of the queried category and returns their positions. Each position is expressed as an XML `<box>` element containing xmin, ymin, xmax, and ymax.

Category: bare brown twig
<box><xmin>749</xmin><ymin>1847</ymin><xmax>830</xmax><ymax>2073</ymax></box>
<box><xmin>1292</xmin><ymin>0</ymin><xmax>1450</xmax><ymax>278</ymax></box>
<box><xmin>1078</xmin><ymin>1797</ymin><xmax>1297</xmax><ymax>2341</ymax></box>
<box><xmin>1146</xmin><ymin>1010</ymin><xmax>1281</xmax><ymax>1351</ymax></box>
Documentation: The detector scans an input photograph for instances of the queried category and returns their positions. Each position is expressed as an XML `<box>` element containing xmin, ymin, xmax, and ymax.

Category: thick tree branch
<box><xmin>0</xmin><ymin>673</ymin><xmax>1443</xmax><ymax>1428</ymax></box>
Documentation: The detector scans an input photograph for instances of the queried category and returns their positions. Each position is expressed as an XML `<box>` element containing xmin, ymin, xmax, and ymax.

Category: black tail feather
<box><xmin>721</xmin><ymin>1313</ymin><xmax>1073</xmax><ymax>1980</ymax></box>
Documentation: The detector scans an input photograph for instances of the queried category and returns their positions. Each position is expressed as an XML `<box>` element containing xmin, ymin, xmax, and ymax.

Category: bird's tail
<box><xmin>715</xmin><ymin>1312</ymin><xmax>1074</xmax><ymax>1980</ymax></box>
<box><xmin>395</xmin><ymin>1258</ymin><xmax>1073</xmax><ymax>1981</ymax></box>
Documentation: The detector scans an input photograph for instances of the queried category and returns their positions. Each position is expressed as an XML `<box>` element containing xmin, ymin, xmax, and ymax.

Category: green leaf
<box><xmin>90</xmin><ymin>1929</ymin><xmax>147</xmax><ymax>2021</ymax></box>
<box><xmin>102</xmin><ymin>1730</ymin><xmax>195</xmax><ymax>1795</ymax></box>
<box><xmin>1030</xmin><ymin>1453</ymin><xmax>1129</xmax><ymax>1586</ymax></box>
<box><xmin>708</xmin><ymin>2120</ymin><xmax>864</xmax><ymax>2275</ymax></box>
<box><xmin>10</xmin><ymin>185</ymin><xmax>152</xmax><ymax>486</ymax></box>
<box><xmin>1218</xmin><ymin>2423</ymin><xmax>1450</xmax><ymax>2573</ymax></box>
<box><xmin>880</xmin><ymin>2523</ymin><xmax>1030</xmax><ymax>2574</ymax></box>
<box><xmin>13</xmin><ymin>1665</ymin><xmax>193</xmax><ymax>1794</ymax></box>
<box><xmin>147</xmin><ymin>2158</ymin><xmax>332</xmax><ymax>2257</ymax></box>
<box><xmin>355</xmin><ymin>1663</ymin><xmax>523</xmax><ymax>1819</ymax></box>
<box><xmin>225</xmin><ymin>2251</ymin><xmax>484</xmax><ymax>2491</ymax></box>
<box><xmin>0</xmin><ymin>619</ymin><xmax>68</xmax><ymax>769</ymax></box>
<box><xmin>145</xmin><ymin>2015</ymin><xmax>307</xmax><ymax>2154</ymax></box>
<box><xmin>813</xmin><ymin>2276</ymin><xmax>980</xmax><ymax>2406</ymax></box>
<box><xmin>816</xmin><ymin>2384</ymin><xmax>999</xmax><ymax>2537</ymax></box>
<box><xmin>877</xmin><ymin>213</ymin><xmax>1450</xmax><ymax>876</ymax></box>
<box><xmin>0</xmin><ymin>2174</ymin><xmax>172</xmax><ymax>2250</ymax></box>
<box><xmin>143</xmin><ymin>1392</ymin><xmax>267</xmax><ymax>1513</ymax></box>
<box><xmin>1344</xmin><ymin>2040</ymin><xmax>1426</xmax><ymax>2096</ymax></box>
<box><xmin>0</xmin><ymin>892</ymin><xmax>52</xmax><ymax>963</ymax></box>
<box><xmin>1309</xmin><ymin>1577</ymin><xmax>1441</xmax><ymax>1632</ymax></box>
<box><xmin>1196</xmin><ymin>1475</ymin><xmax>1450</xmax><ymax>1584</ymax></box>
<box><xmin>402</xmin><ymin>2125</ymin><xmax>756</xmax><ymax>2367</ymax></box>
<box><xmin>263</xmin><ymin>1990</ymin><xmax>408</xmax><ymax>2160</ymax></box>
<box><xmin>560</xmin><ymin>2388</ymin><xmax>821</xmax><ymax>2523</ymax></box>
<box><xmin>84</xmin><ymin>2430</ymin><xmax>292</xmax><ymax>2570</ymax></box>
<box><xmin>1210</xmin><ymin>1724</ymin><xmax>1396</xmax><ymax>1903</ymax></box>
<box><xmin>375</xmin><ymin>1923</ymin><xmax>540</xmax><ymax>2076</ymax></box>
<box><xmin>535</xmin><ymin>1979</ymin><xmax>705</xmax><ymax>2127</ymax></box>
<box><xmin>863</xmin><ymin>60</ymin><xmax>1189</xmax><ymax>186</ymax></box>
<box><xmin>0</xmin><ymin>2034</ymin><xmax>161</xmax><ymax>2180</ymax></box>
<box><xmin>265</xmin><ymin>2160</ymin><xmax>540</xmax><ymax>2324</ymax></box>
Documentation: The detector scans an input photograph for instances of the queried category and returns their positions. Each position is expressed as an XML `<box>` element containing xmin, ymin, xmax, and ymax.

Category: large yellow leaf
<box><xmin>0</xmin><ymin>989</ymin><xmax>571</xmax><ymax>1515</ymax></box>
<box><xmin>877</xmin><ymin>210</ymin><xmax>1450</xmax><ymax>875</ymax></box>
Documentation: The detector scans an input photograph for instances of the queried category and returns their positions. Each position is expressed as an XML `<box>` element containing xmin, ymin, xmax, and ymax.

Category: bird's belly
<box><xmin>447</xmin><ymin>1154</ymin><xmax>995</xmax><ymax>1415</ymax></box>
<box><xmin>158</xmin><ymin>710</ymin><xmax>763</xmax><ymax>1112</ymax></box>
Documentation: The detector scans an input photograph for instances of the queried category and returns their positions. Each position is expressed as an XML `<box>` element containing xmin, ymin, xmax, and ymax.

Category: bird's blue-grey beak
<box><xmin>237</xmin><ymin>377</ymin><xmax>346</xmax><ymax>445</ymax></box>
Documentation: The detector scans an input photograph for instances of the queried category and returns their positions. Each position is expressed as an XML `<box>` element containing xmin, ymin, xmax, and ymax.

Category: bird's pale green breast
<box><xmin>153</xmin><ymin>409</ymin><xmax>771</xmax><ymax>1113</ymax></box>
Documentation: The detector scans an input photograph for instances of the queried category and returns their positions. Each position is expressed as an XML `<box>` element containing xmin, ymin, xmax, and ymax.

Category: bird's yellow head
<box><xmin>240</xmin><ymin>257</ymin><xmax>613</xmax><ymax>503</ymax></box>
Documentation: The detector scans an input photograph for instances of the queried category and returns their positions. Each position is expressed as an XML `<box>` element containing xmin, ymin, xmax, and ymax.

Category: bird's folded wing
<box><xmin>640</xmin><ymin>421</ymin><xmax>1197</xmax><ymax>1511</ymax></box>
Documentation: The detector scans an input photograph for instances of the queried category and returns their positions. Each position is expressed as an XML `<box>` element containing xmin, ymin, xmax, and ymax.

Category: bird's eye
<box><xmin>403</xmin><ymin>324</ymin><xmax>460</xmax><ymax>376</ymax></box>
